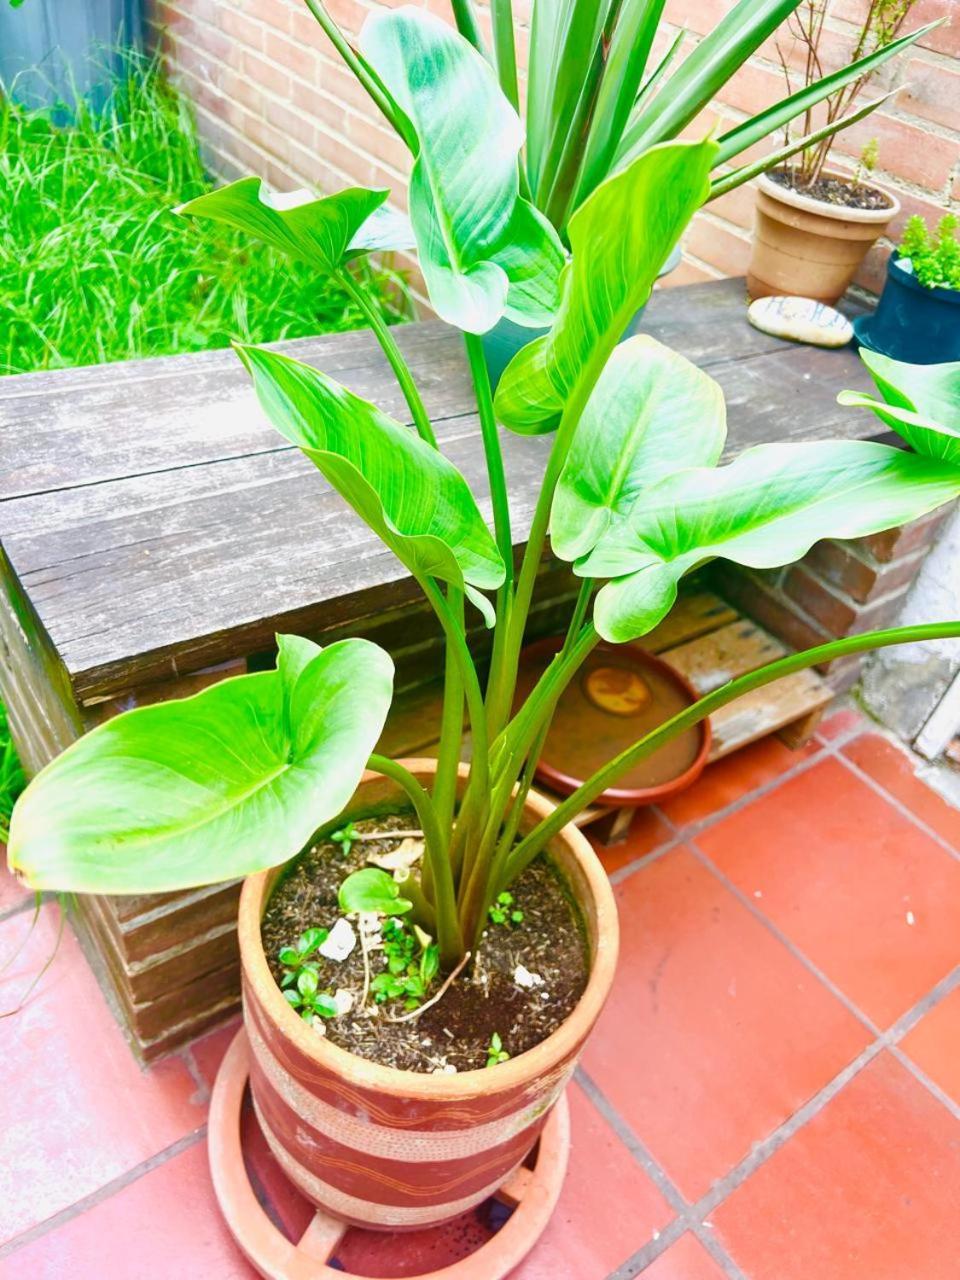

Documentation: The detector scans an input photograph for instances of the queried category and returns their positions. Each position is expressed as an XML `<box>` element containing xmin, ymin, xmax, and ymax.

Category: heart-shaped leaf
<box><xmin>177</xmin><ymin>179</ymin><xmax>413</xmax><ymax>272</ymax></box>
<box><xmin>339</xmin><ymin>866</ymin><xmax>413</xmax><ymax>915</ymax></box>
<box><xmin>838</xmin><ymin>350</ymin><xmax>960</xmax><ymax>465</ymax></box>
<box><xmin>578</xmin><ymin>441</ymin><xmax>960</xmax><ymax>643</ymax></box>
<box><xmin>551</xmin><ymin>335</ymin><xmax>726</xmax><ymax>561</ymax></box>
<box><xmin>9</xmin><ymin>636</ymin><xmax>394</xmax><ymax>893</ymax></box>
<box><xmin>494</xmin><ymin>138</ymin><xmax>717</xmax><ymax>433</ymax></box>
<box><xmin>359</xmin><ymin>6</ymin><xmax>564</xmax><ymax>333</ymax></box>
<box><xmin>238</xmin><ymin>344</ymin><xmax>504</xmax><ymax>599</ymax></box>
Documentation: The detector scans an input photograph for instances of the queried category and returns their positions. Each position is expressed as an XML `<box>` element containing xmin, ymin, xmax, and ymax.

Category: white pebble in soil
<box><xmin>319</xmin><ymin>917</ymin><xmax>357</xmax><ymax>962</ymax></box>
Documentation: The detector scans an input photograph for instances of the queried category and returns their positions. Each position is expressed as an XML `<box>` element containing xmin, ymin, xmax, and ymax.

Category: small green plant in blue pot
<box><xmin>855</xmin><ymin>215</ymin><xmax>960</xmax><ymax>364</ymax></box>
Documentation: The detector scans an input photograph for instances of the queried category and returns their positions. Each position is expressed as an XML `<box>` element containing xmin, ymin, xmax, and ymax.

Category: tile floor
<box><xmin>3</xmin><ymin>707</ymin><xmax>960</xmax><ymax>1278</ymax></box>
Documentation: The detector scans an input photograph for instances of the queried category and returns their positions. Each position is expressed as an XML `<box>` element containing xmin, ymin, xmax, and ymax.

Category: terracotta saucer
<box><xmin>516</xmin><ymin>637</ymin><xmax>711</xmax><ymax>807</ymax></box>
<box><xmin>208</xmin><ymin>1027</ymin><xmax>571</xmax><ymax>1279</ymax></box>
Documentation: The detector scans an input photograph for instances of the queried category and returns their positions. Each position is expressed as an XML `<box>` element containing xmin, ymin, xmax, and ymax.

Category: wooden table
<box><xmin>0</xmin><ymin>278</ymin><xmax>874</xmax><ymax>1057</ymax></box>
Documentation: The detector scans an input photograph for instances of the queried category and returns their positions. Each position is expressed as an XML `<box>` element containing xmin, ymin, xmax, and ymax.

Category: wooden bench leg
<box><xmin>590</xmin><ymin>806</ymin><xmax>635</xmax><ymax>847</ymax></box>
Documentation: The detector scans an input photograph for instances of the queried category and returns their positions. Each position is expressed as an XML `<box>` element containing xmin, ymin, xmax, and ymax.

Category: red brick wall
<box><xmin>149</xmin><ymin>0</ymin><xmax>959</xmax><ymax>298</ymax></box>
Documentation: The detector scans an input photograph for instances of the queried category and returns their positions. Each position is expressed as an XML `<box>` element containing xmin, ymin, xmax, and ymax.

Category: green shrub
<box><xmin>0</xmin><ymin>49</ymin><xmax>407</xmax><ymax>376</ymax></box>
<box><xmin>898</xmin><ymin>214</ymin><xmax>960</xmax><ymax>291</ymax></box>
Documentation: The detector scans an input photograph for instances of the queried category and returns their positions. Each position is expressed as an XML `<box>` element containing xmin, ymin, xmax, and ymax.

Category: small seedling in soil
<box><xmin>485</xmin><ymin>1032</ymin><xmax>510</xmax><ymax>1068</ymax></box>
<box><xmin>331</xmin><ymin>822</ymin><xmax>361</xmax><ymax>857</ymax></box>
<box><xmin>488</xmin><ymin>891</ymin><xmax>524</xmax><ymax>927</ymax></box>
<box><xmin>278</xmin><ymin>928</ymin><xmax>338</xmax><ymax>1024</ymax></box>
<box><xmin>370</xmin><ymin>917</ymin><xmax>440</xmax><ymax>1011</ymax></box>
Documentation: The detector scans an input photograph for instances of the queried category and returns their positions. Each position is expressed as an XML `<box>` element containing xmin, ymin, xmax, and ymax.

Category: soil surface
<box><xmin>260</xmin><ymin>815</ymin><xmax>590</xmax><ymax>1073</ymax></box>
<box><xmin>770</xmin><ymin>168</ymin><xmax>893</xmax><ymax>211</ymax></box>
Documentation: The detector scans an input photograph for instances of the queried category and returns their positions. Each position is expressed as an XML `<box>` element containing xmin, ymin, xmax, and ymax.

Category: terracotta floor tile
<box><xmin>713</xmin><ymin>1053</ymin><xmax>960</xmax><ymax>1280</ymax></box>
<box><xmin>580</xmin><ymin>847</ymin><xmax>868</xmax><ymax>1201</ymax></box>
<box><xmin>899</xmin><ymin>986</ymin><xmax>960</xmax><ymax>1105</ymax></box>
<box><xmin>0</xmin><ymin>905</ymin><xmax>206</xmax><ymax>1245</ymax></box>
<box><xmin>0</xmin><ymin>1142</ymin><xmax>256</xmax><ymax>1279</ymax></box>
<box><xmin>816</xmin><ymin>705</ymin><xmax>866</xmax><ymax>743</ymax></box>
<box><xmin>698</xmin><ymin>757</ymin><xmax>960</xmax><ymax>1027</ymax></box>
<box><xmin>509</xmin><ymin>1083</ymin><xmax>674</xmax><ymax>1280</ymax></box>
<box><xmin>658</xmin><ymin>735</ymin><xmax>819</xmax><ymax>830</ymax></box>
<box><xmin>844</xmin><ymin>733</ymin><xmax>960</xmax><ymax>849</ymax></box>
<box><xmin>640</xmin><ymin>1233</ymin><xmax>727</xmax><ymax>1279</ymax></box>
<box><xmin>588</xmin><ymin>806</ymin><xmax>673</xmax><ymax>875</ymax></box>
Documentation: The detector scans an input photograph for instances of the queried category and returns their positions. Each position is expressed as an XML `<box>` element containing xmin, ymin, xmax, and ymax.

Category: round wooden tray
<box><xmin>516</xmin><ymin>637</ymin><xmax>711</xmax><ymax>807</ymax></box>
<box><xmin>208</xmin><ymin>1027</ymin><xmax>571</xmax><ymax>1279</ymax></box>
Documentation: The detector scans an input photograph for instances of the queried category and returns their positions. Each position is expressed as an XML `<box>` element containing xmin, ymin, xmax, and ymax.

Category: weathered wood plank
<box><xmin>0</xmin><ymin>280</ymin><xmax>878</xmax><ymax>699</ymax></box>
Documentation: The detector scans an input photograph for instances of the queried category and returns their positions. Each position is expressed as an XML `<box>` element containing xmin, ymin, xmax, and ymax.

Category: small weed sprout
<box><xmin>853</xmin><ymin>137</ymin><xmax>879</xmax><ymax>189</ymax></box>
<box><xmin>488</xmin><ymin>891</ymin><xmax>524</xmax><ymax>927</ymax></box>
<box><xmin>278</xmin><ymin>927</ymin><xmax>338</xmax><ymax>1024</ymax></box>
<box><xmin>371</xmin><ymin>918</ymin><xmax>440</xmax><ymax>1011</ymax></box>
<box><xmin>331</xmin><ymin>822</ymin><xmax>361</xmax><ymax>857</ymax></box>
<box><xmin>485</xmin><ymin>1033</ymin><xmax>510</xmax><ymax>1068</ymax></box>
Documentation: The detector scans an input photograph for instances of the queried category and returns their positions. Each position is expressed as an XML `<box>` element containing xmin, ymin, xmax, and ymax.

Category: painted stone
<box><xmin>747</xmin><ymin>294</ymin><xmax>854</xmax><ymax>348</ymax></box>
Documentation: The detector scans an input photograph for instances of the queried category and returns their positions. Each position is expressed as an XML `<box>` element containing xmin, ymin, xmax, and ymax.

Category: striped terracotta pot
<box><xmin>238</xmin><ymin>758</ymin><xmax>619</xmax><ymax>1231</ymax></box>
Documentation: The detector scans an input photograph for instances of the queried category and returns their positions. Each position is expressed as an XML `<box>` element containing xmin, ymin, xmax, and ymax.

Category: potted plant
<box><xmin>304</xmin><ymin>0</ymin><xmax>934</xmax><ymax>380</ymax></box>
<box><xmin>854</xmin><ymin>215</ymin><xmax>960</xmax><ymax>363</ymax></box>
<box><xmin>9</xmin><ymin>8</ymin><xmax>960</xmax><ymax>1241</ymax></box>
<box><xmin>747</xmin><ymin>0</ymin><xmax>923</xmax><ymax>303</ymax></box>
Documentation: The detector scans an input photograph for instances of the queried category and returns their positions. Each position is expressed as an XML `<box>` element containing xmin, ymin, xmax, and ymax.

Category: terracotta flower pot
<box><xmin>748</xmin><ymin>170</ymin><xmax>899</xmax><ymax>305</ymax></box>
<box><xmin>238</xmin><ymin>758</ymin><xmax>619</xmax><ymax>1231</ymax></box>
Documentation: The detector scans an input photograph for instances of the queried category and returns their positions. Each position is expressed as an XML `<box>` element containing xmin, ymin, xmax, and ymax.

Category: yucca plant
<box><xmin>305</xmin><ymin>0</ymin><xmax>938</xmax><ymax>240</ymax></box>
<box><xmin>8</xmin><ymin>10</ymin><xmax>960</xmax><ymax>979</ymax></box>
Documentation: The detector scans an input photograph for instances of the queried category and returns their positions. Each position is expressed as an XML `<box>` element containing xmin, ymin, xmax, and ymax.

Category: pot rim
<box><xmin>518</xmin><ymin>636</ymin><xmax>712</xmax><ymax>805</ymax></box>
<box><xmin>238</xmin><ymin>757</ymin><xmax>619</xmax><ymax>1100</ymax></box>
<box><xmin>758</xmin><ymin>169</ymin><xmax>900</xmax><ymax>224</ymax></box>
<box><xmin>888</xmin><ymin>251</ymin><xmax>960</xmax><ymax>304</ymax></box>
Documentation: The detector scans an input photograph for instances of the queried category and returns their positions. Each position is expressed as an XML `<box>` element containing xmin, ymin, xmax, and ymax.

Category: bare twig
<box><xmin>385</xmin><ymin>951</ymin><xmax>472</xmax><ymax>1024</ymax></box>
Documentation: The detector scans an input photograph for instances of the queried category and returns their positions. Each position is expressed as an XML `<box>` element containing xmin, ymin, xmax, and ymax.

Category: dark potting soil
<box><xmin>260</xmin><ymin>814</ymin><xmax>590</xmax><ymax>1074</ymax></box>
<box><xmin>770</xmin><ymin>168</ymin><xmax>893</xmax><ymax>211</ymax></box>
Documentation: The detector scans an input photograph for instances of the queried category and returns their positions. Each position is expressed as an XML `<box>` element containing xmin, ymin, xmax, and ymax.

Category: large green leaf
<box><xmin>572</xmin><ymin>0</ymin><xmax>667</xmax><ymax>210</ymax></box>
<box><xmin>551</xmin><ymin>335</ymin><xmax>726</xmax><ymax>560</ymax></box>
<box><xmin>615</xmin><ymin>0</ymin><xmax>798</xmax><ymax>165</ymax></box>
<box><xmin>526</xmin><ymin>0</ymin><xmax>611</xmax><ymax>207</ymax></box>
<box><xmin>839</xmin><ymin>350</ymin><xmax>960</xmax><ymax>465</ymax></box>
<box><xmin>494</xmin><ymin>138</ymin><xmax>716</xmax><ymax>433</ymax></box>
<box><xmin>578</xmin><ymin>441</ymin><xmax>960</xmax><ymax>642</ymax></box>
<box><xmin>177</xmin><ymin>180</ymin><xmax>413</xmax><ymax>272</ymax></box>
<box><xmin>8</xmin><ymin>636</ymin><xmax>394</xmax><ymax>894</ymax></box>
<box><xmin>359</xmin><ymin>7</ymin><xmax>564</xmax><ymax>333</ymax></box>
<box><xmin>237</xmin><ymin>344</ymin><xmax>505</xmax><ymax>603</ymax></box>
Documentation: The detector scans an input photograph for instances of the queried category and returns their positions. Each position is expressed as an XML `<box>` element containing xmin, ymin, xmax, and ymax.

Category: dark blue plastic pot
<box><xmin>854</xmin><ymin>253</ymin><xmax>960</xmax><ymax>364</ymax></box>
<box><xmin>481</xmin><ymin>244</ymin><xmax>683</xmax><ymax>388</ymax></box>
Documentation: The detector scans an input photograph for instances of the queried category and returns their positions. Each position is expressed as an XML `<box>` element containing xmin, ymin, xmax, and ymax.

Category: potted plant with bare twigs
<box><xmin>9</xmin><ymin>6</ymin><xmax>960</xmax><ymax>1252</ymax></box>
<box><xmin>748</xmin><ymin>0</ymin><xmax>925</xmax><ymax>303</ymax></box>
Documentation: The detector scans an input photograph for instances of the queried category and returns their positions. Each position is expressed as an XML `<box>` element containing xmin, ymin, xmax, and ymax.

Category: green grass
<box><xmin>0</xmin><ymin>49</ymin><xmax>408</xmax><ymax>375</ymax></box>
<box><xmin>0</xmin><ymin>704</ymin><xmax>25</xmax><ymax>847</ymax></box>
<box><xmin>0</xmin><ymin>50</ymin><xmax>409</xmax><ymax>836</ymax></box>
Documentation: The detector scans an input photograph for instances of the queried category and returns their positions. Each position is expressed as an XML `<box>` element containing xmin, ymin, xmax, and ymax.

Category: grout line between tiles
<box><xmin>0</xmin><ymin>1128</ymin><xmax>207</xmax><ymax>1260</ymax></box>
<box><xmin>179</xmin><ymin>1044</ymin><xmax>212</xmax><ymax>1106</ymax></box>
<box><xmin>833</xmin><ymin>745</ymin><xmax>960</xmax><ymax>867</ymax></box>
<box><xmin>0</xmin><ymin>892</ymin><xmax>52</xmax><ymax>926</ymax></box>
<box><xmin>588</xmin><ymin>728</ymin><xmax>960</xmax><ymax>1276</ymax></box>
<box><xmin>606</xmin><ymin>835</ymin><xmax>684</xmax><ymax>886</ymax></box>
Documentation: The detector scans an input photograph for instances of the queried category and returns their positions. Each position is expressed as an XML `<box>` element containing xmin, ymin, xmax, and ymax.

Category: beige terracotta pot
<box><xmin>238</xmin><ymin>758</ymin><xmax>619</xmax><ymax>1231</ymax></box>
<box><xmin>748</xmin><ymin>170</ymin><xmax>899</xmax><ymax>305</ymax></box>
